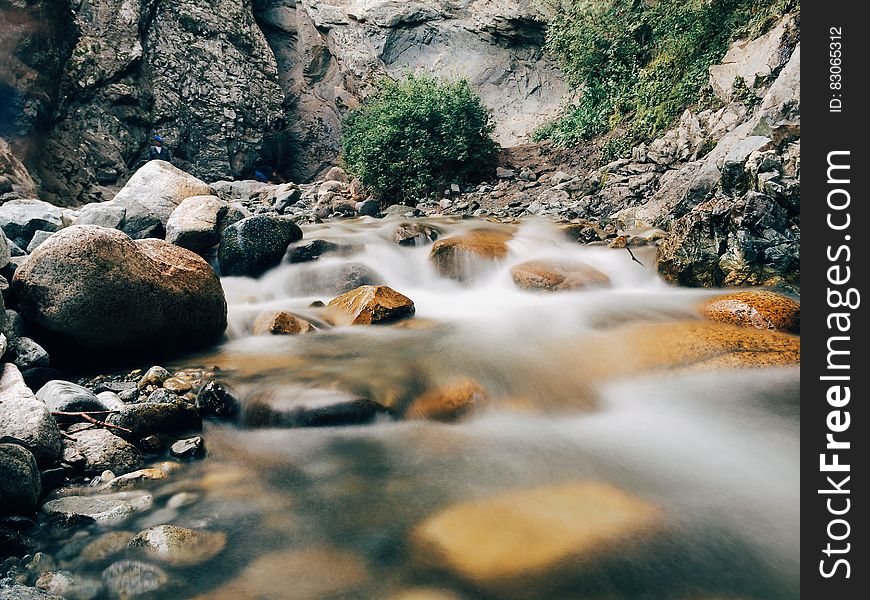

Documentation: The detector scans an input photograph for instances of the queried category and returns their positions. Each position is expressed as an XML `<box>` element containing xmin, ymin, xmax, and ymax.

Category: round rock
<box><xmin>0</xmin><ymin>443</ymin><xmax>41</xmax><ymax>514</ymax></box>
<box><xmin>36</xmin><ymin>381</ymin><xmax>107</xmax><ymax>413</ymax></box>
<box><xmin>67</xmin><ymin>429</ymin><xmax>144</xmax><ymax>476</ymax></box>
<box><xmin>13</xmin><ymin>225</ymin><xmax>227</xmax><ymax>358</ymax></box>
<box><xmin>218</xmin><ymin>216</ymin><xmax>302</xmax><ymax>277</ymax></box>
<box><xmin>130</xmin><ymin>525</ymin><xmax>226</xmax><ymax>566</ymax></box>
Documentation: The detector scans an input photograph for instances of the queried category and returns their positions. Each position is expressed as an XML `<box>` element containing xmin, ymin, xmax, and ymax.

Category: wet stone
<box><xmin>243</xmin><ymin>387</ymin><xmax>386</xmax><ymax>428</ymax></box>
<box><xmin>101</xmin><ymin>560</ymin><xmax>169</xmax><ymax>598</ymax></box>
<box><xmin>129</xmin><ymin>525</ymin><xmax>226</xmax><ymax>566</ymax></box>
<box><xmin>169</xmin><ymin>436</ymin><xmax>205</xmax><ymax>459</ymax></box>
<box><xmin>42</xmin><ymin>496</ymin><xmax>136</xmax><ymax>527</ymax></box>
<box><xmin>35</xmin><ymin>381</ymin><xmax>107</xmax><ymax>413</ymax></box>
<box><xmin>195</xmin><ymin>380</ymin><xmax>240</xmax><ymax>419</ymax></box>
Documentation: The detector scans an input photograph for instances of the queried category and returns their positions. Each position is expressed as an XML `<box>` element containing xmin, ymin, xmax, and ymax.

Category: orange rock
<box><xmin>252</xmin><ymin>311</ymin><xmax>315</xmax><ymax>335</ymax></box>
<box><xmin>429</xmin><ymin>229</ymin><xmax>513</xmax><ymax>280</ymax></box>
<box><xmin>511</xmin><ymin>259</ymin><xmax>610</xmax><ymax>292</ymax></box>
<box><xmin>411</xmin><ymin>482</ymin><xmax>662</xmax><ymax>589</ymax></box>
<box><xmin>701</xmin><ymin>290</ymin><xmax>800</xmax><ymax>332</ymax></box>
<box><xmin>326</xmin><ymin>285</ymin><xmax>415</xmax><ymax>325</ymax></box>
<box><xmin>405</xmin><ymin>379</ymin><xmax>487</xmax><ymax>421</ymax></box>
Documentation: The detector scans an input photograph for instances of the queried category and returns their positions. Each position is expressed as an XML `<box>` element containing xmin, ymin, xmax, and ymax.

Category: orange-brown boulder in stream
<box><xmin>429</xmin><ymin>229</ymin><xmax>512</xmax><ymax>281</ymax></box>
<box><xmin>701</xmin><ymin>290</ymin><xmax>800</xmax><ymax>332</ymax></box>
<box><xmin>510</xmin><ymin>259</ymin><xmax>610</xmax><ymax>292</ymax></box>
<box><xmin>251</xmin><ymin>311</ymin><xmax>315</xmax><ymax>335</ymax></box>
<box><xmin>404</xmin><ymin>379</ymin><xmax>487</xmax><ymax>421</ymax></box>
<box><xmin>326</xmin><ymin>285</ymin><xmax>415</xmax><ymax>325</ymax></box>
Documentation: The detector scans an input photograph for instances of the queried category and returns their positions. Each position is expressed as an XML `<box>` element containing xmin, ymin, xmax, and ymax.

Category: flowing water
<box><xmin>45</xmin><ymin>218</ymin><xmax>800</xmax><ymax>599</ymax></box>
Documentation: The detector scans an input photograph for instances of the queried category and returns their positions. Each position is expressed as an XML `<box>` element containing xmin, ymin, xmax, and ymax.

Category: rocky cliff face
<box><xmin>1</xmin><ymin>0</ymin><xmax>285</xmax><ymax>205</ymax></box>
<box><xmin>2</xmin><ymin>0</ymin><xmax>567</xmax><ymax>203</ymax></box>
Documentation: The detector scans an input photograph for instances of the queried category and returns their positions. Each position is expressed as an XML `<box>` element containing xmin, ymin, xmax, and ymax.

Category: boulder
<box><xmin>404</xmin><ymin>379</ymin><xmax>487</xmax><ymax>422</ymax></box>
<box><xmin>0</xmin><ymin>364</ymin><xmax>62</xmax><ymax>465</ymax></box>
<box><xmin>75</xmin><ymin>204</ymin><xmax>127</xmax><ymax>230</ymax></box>
<box><xmin>42</xmin><ymin>496</ymin><xmax>136</xmax><ymax>527</ymax></box>
<box><xmin>0</xmin><ymin>443</ymin><xmax>41</xmax><ymax>514</ymax></box>
<box><xmin>9</xmin><ymin>336</ymin><xmax>50</xmax><ymax>370</ymax></box>
<box><xmin>36</xmin><ymin>381</ymin><xmax>107</xmax><ymax>413</ymax></box>
<box><xmin>326</xmin><ymin>285</ymin><xmax>415</xmax><ymax>325</ymax></box>
<box><xmin>26</xmin><ymin>230</ymin><xmax>55</xmax><ymax>253</ymax></box>
<box><xmin>430</xmin><ymin>229</ymin><xmax>513</xmax><ymax>281</ymax></box>
<box><xmin>0</xmin><ymin>585</ymin><xmax>63</xmax><ymax>600</ymax></box>
<box><xmin>195</xmin><ymin>380</ymin><xmax>240</xmax><ymax>419</ymax></box>
<box><xmin>393</xmin><ymin>222</ymin><xmax>440</xmax><ymax>247</ymax></box>
<box><xmin>111</xmin><ymin>161</ymin><xmax>214</xmax><ymax>239</ymax></box>
<box><xmin>78</xmin><ymin>531</ymin><xmax>136</xmax><ymax>565</ymax></box>
<box><xmin>252</xmin><ymin>311</ymin><xmax>315</xmax><ymax>335</ymax></box>
<box><xmin>13</xmin><ymin>226</ymin><xmax>227</xmax><ymax>357</ymax></box>
<box><xmin>285</xmin><ymin>239</ymin><xmax>341</xmax><ymax>263</ymax></box>
<box><xmin>242</xmin><ymin>387</ymin><xmax>385</xmax><ymax>428</ymax></box>
<box><xmin>106</xmin><ymin>403</ymin><xmax>202</xmax><ymax>441</ymax></box>
<box><xmin>169</xmin><ymin>436</ymin><xmax>206</xmax><ymax>459</ymax></box>
<box><xmin>0</xmin><ymin>199</ymin><xmax>64</xmax><ymax>248</ymax></box>
<box><xmin>165</xmin><ymin>195</ymin><xmax>245</xmax><ymax>252</ymax></box>
<box><xmin>411</xmin><ymin>482</ymin><xmax>662</xmax><ymax>590</ymax></box>
<box><xmin>35</xmin><ymin>571</ymin><xmax>103</xmax><ymax>600</ymax></box>
<box><xmin>67</xmin><ymin>429</ymin><xmax>144</xmax><ymax>475</ymax></box>
<box><xmin>130</xmin><ymin>525</ymin><xmax>226</xmax><ymax>566</ymax></box>
<box><xmin>510</xmin><ymin>260</ymin><xmax>610</xmax><ymax>292</ymax></box>
<box><xmin>701</xmin><ymin>290</ymin><xmax>800</xmax><ymax>333</ymax></box>
<box><xmin>218</xmin><ymin>216</ymin><xmax>303</xmax><ymax>277</ymax></box>
<box><xmin>101</xmin><ymin>561</ymin><xmax>169</xmax><ymax>598</ymax></box>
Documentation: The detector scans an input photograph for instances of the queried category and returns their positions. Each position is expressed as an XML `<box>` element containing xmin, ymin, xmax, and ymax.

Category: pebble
<box><xmin>137</xmin><ymin>366</ymin><xmax>171</xmax><ymax>390</ymax></box>
<box><xmin>169</xmin><ymin>436</ymin><xmax>205</xmax><ymax>459</ymax></box>
<box><xmin>101</xmin><ymin>560</ymin><xmax>169</xmax><ymax>598</ymax></box>
<box><xmin>129</xmin><ymin>525</ymin><xmax>227</xmax><ymax>566</ymax></box>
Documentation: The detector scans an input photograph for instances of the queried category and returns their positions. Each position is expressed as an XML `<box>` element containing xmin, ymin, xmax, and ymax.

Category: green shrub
<box><xmin>341</xmin><ymin>75</ymin><xmax>498</xmax><ymax>204</ymax></box>
<box><xmin>538</xmin><ymin>0</ymin><xmax>799</xmax><ymax>155</ymax></box>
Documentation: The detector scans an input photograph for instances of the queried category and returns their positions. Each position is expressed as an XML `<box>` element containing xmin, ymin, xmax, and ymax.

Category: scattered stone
<box><xmin>169</xmin><ymin>436</ymin><xmax>205</xmax><ymax>459</ymax></box>
<box><xmin>358</xmin><ymin>199</ymin><xmax>380</xmax><ymax>217</ymax></box>
<box><xmin>496</xmin><ymin>167</ymin><xmax>516</xmax><ymax>179</ymax></box>
<box><xmin>75</xmin><ymin>204</ymin><xmax>126</xmax><ymax>230</ymax></box>
<box><xmin>393</xmin><ymin>222</ymin><xmax>440</xmax><ymax>247</ymax></box>
<box><xmin>252</xmin><ymin>311</ymin><xmax>315</xmax><ymax>335</ymax></box>
<box><xmin>145</xmin><ymin>389</ymin><xmax>183</xmax><ymax>405</ymax></box>
<box><xmin>0</xmin><ymin>364</ymin><xmax>62</xmax><ymax>465</ymax></box>
<box><xmin>0</xmin><ymin>443</ymin><xmax>41</xmax><ymax>514</ymax></box>
<box><xmin>14</xmin><ymin>226</ymin><xmax>227</xmax><ymax>357</ymax></box>
<box><xmin>0</xmin><ymin>584</ymin><xmax>64</xmax><ymax>600</ymax></box>
<box><xmin>101</xmin><ymin>560</ymin><xmax>169</xmax><ymax>598</ymax></box>
<box><xmin>429</xmin><ymin>229</ymin><xmax>513</xmax><ymax>281</ymax></box>
<box><xmin>326</xmin><ymin>285</ymin><xmax>415</xmax><ymax>325</ymax></box>
<box><xmin>9</xmin><ymin>337</ymin><xmax>50</xmax><ymax>371</ymax></box>
<box><xmin>36</xmin><ymin>381</ymin><xmax>107</xmax><ymax>413</ymax></box>
<box><xmin>218</xmin><ymin>216</ymin><xmax>303</xmax><ymax>277</ymax></box>
<box><xmin>95</xmin><ymin>391</ymin><xmax>126</xmax><ymax>412</ymax></box>
<box><xmin>701</xmin><ymin>290</ymin><xmax>800</xmax><ymax>333</ymax></box>
<box><xmin>285</xmin><ymin>239</ymin><xmax>341</xmax><ymax>263</ymax></box>
<box><xmin>105</xmin><ymin>403</ymin><xmax>202</xmax><ymax>441</ymax></box>
<box><xmin>510</xmin><ymin>260</ymin><xmax>611</xmax><ymax>292</ymax></box>
<box><xmin>404</xmin><ymin>379</ymin><xmax>487</xmax><ymax>422</ymax></box>
<box><xmin>195</xmin><ymin>381</ymin><xmax>240</xmax><ymax>420</ymax></box>
<box><xmin>324</xmin><ymin>166</ymin><xmax>348</xmax><ymax>182</ymax></box>
<box><xmin>26</xmin><ymin>231</ymin><xmax>54</xmax><ymax>254</ymax></box>
<box><xmin>161</xmin><ymin>377</ymin><xmax>193</xmax><ymax>394</ymax></box>
<box><xmin>36</xmin><ymin>571</ymin><xmax>103</xmax><ymax>600</ymax></box>
<box><xmin>100</xmin><ymin>468</ymin><xmax>167</xmax><ymax>492</ymax></box>
<box><xmin>243</xmin><ymin>387</ymin><xmax>385</xmax><ymax>428</ymax></box>
<box><xmin>165</xmin><ymin>195</ymin><xmax>244</xmax><ymax>252</ymax></box>
<box><xmin>129</xmin><ymin>525</ymin><xmax>226</xmax><ymax>566</ymax></box>
<box><xmin>0</xmin><ymin>199</ymin><xmax>64</xmax><ymax>248</ymax></box>
<box><xmin>78</xmin><ymin>531</ymin><xmax>135</xmax><ymax>565</ymax></box>
<box><xmin>67</xmin><ymin>429</ymin><xmax>144</xmax><ymax>476</ymax></box>
<box><xmin>42</xmin><ymin>496</ymin><xmax>136</xmax><ymax>527</ymax></box>
<box><xmin>138</xmin><ymin>366</ymin><xmax>171</xmax><ymax>390</ymax></box>
<box><xmin>111</xmin><ymin>160</ymin><xmax>213</xmax><ymax>239</ymax></box>
<box><xmin>411</xmin><ymin>482</ymin><xmax>662</xmax><ymax>589</ymax></box>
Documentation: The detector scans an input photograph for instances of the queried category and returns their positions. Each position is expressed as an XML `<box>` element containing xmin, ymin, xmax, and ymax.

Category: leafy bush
<box><xmin>538</xmin><ymin>0</ymin><xmax>798</xmax><ymax>154</ymax></box>
<box><xmin>341</xmin><ymin>75</ymin><xmax>498</xmax><ymax>203</ymax></box>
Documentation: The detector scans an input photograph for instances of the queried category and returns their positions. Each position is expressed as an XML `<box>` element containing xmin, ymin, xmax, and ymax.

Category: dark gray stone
<box><xmin>219</xmin><ymin>216</ymin><xmax>303</xmax><ymax>277</ymax></box>
<box><xmin>106</xmin><ymin>403</ymin><xmax>202</xmax><ymax>441</ymax></box>
<box><xmin>0</xmin><ymin>443</ymin><xmax>41</xmax><ymax>514</ymax></box>
<box><xmin>36</xmin><ymin>381</ymin><xmax>107</xmax><ymax>413</ymax></box>
<box><xmin>195</xmin><ymin>380</ymin><xmax>240</xmax><ymax>419</ymax></box>
<box><xmin>66</xmin><ymin>429</ymin><xmax>144</xmax><ymax>476</ymax></box>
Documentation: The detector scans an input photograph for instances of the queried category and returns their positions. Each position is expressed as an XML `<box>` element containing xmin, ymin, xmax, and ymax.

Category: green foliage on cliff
<box><xmin>341</xmin><ymin>75</ymin><xmax>498</xmax><ymax>203</ymax></box>
<box><xmin>537</xmin><ymin>0</ymin><xmax>798</xmax><ymax>155</ymax></box>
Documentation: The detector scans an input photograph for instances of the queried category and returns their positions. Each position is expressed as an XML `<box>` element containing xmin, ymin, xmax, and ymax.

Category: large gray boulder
<box><xmin>0</xmin><ymin>199</ymin><xmax>64</xmax><ymax>248</ymax></box>
<box><xmin>67</xmin><ymin>429</ymin><xmax>144</xmax><ymax>476</ymax></box>
<box><xmin>0</xmin><ymin>443</ymin><xmax>41</xmax><ymax>514</ymax></box>
<box><xmin>218</xmin><ymin>216</ymin><xmax>303</xmax><ymax>277</ymax></box>
<box><xmin>36</xmin><ymin>380</ymin><xmax>108</xmax><ymax>413</ymax></box>
<box><xmin>13</xmin><ymin>225</ymin><xmax>227</xmax><ymax>357</ymax></box>
<box><xmin>165</xmin><ymin>195</ymin><xmax>246</xmax><ymax>252</ymax></box>
<box><xmin>0</xmin><ymin>364</ymin><xmax>62</xmax><ymax>465</ymax></box>
<box><xmin>110</xmin><ymin>161</ymin><xmax>214</xmax><ymax>239</ymax></box>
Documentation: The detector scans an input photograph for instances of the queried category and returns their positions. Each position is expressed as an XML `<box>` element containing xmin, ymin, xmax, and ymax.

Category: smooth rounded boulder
<box><xmin>13</xmin><ymin>225</ymin><xmax>227</xmax><ymax>358</ymax></box>
<box><xmin>165</xmin><ymin>195</ymin><xmax>246</xmax><ymax>252</ymax></box>
<box><xmin>429</xmin><ymin>229</ymin><xmax>512</xmax><ymax>281</ymax></box>
<box><xmin>111</xmin><ymin>161</ymin><xmax>214</xmax><ymax>239</ymax></box>
<box><xmin>218</xmin><ymin>216</ymin><xmax>303</xmax><ymax>277</ymax></box>
<box><xmin>701</xmin><ymin>290</ymin><xmax>800</xmax><ymax>333</ymax></box>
